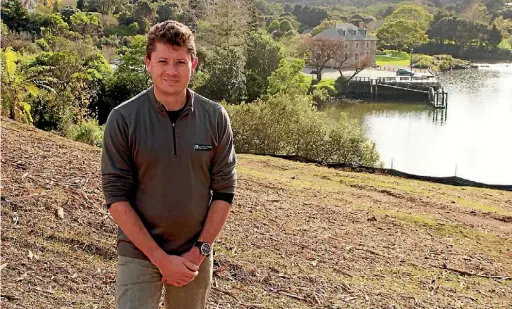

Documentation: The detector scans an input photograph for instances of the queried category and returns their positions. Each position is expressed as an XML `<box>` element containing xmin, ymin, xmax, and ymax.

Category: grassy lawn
<box><xmin>305</xmin><ymin>75</ymin><xmax>336</xmax><ymax>85</ymax></box>
<box><xmin>376</xmin><ymin>54</ymin><xmax>411</xmax><ymax>67</ymax></box>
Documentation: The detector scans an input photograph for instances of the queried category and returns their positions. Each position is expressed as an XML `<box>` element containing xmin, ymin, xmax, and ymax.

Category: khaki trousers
<box><xmin>115</xmin><ymin>254</ymin><xmax>213</xmax><ymax>309</ymax></box>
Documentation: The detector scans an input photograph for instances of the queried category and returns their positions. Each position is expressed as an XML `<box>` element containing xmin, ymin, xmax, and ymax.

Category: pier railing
<box><xmin>349</xmin><ymin>76</ymin><xmax>447</xmax><ymax>109</ymax></box>
<box><xmin>376</xmin><ymin>66</ymin><xmax>432</xmax><ymax>74</ymax></box>
<box><xmin>351</xmin><ymin>76</ymin><xmax>438</xmax><ymax>84</ymax></box>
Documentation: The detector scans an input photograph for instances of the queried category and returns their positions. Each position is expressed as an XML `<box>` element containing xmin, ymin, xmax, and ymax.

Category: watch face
<box><xmin>200</xmin><ymin>243</ymin><xmax>211</xmax><ymax>256</ymax></box>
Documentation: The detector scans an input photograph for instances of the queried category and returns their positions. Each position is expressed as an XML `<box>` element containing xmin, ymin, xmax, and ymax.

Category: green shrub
<box><xmin>225</xmin><ymin>93</ymin><xmax>382</xmax><ymax>167</ymax></box>
<box><xmin>65</xmin><ymin>119</ymin><xmax>104</xmax><ymax>147</ymax></box>
<box><xmin>313</xmin><ymin>78</ymin><xmax>336</xmax><ymax>95</ymax></box>
<box><xmin>334</xmin><ymin>76</ymin><xmax>350</xmax><ymax>94</ymax></box>
<box><xmin>412</xmin><ymin>54</ymin><xmax>433</xmax><ymax>69</ymax></box>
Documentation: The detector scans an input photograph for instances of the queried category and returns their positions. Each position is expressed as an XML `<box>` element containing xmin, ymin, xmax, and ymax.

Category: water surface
<box><xmin>326</xmin><ymin>64</ymin><xmax>512</xmax><ymax>185</ymax></box>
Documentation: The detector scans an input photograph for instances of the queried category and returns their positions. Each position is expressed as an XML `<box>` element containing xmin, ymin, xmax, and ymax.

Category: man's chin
<box><xmin>155</xmin><ymin>84</ymin><xmax>186</xmax><ymax>96</ymax></box>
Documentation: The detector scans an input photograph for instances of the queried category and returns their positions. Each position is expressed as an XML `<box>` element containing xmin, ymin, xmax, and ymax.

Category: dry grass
<box><xmin>2</xmin><ymin>117</ymin><xmax>512</xmax><ymax>308</ymax></box>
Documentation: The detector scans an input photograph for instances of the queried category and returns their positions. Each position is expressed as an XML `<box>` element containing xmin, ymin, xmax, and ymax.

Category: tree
<box><xmin>60</xmin><ymin>6</ymin><xmax>77</xmax><ymax>23</ymax></box>
<box><xmin>133</xmin><ymin>0</ymin><xmax>156</xmax><ymax>34</ymax></box>
<box><xmin>493</xmin><ymin>16</ymin><xmax>512</xmax><ymax>38</ymax></box>
<box><xmin>292</xmin><ymin>5</ymin><xmax>328</xmax><ymax>29</ymax></box>
<box><xmin>485</xmin><ymin>0</ymin><xmax>505</xmax><ymax>12</ymax></box>
<box><xmin>77</xmin><ymin>0</ymin><xmax>85</xmax><ymax>10</ymax></box>
<box><xmin>198</xmin><ymin>0</ymin><xmax>249</xmax><ymax>50</ymax></box>
<box><xmin>488</xmin><ymin>24</ymin><xmax>503</xmax><ymax>47</ymax></box>
<box><xmin>462</xmin><ymin>2</ymin><xmax>490</xmax><ymax>24</ymax></box>
<box><xmin>247</xmin><ymin>0</ymin><xmax>263</xmax><ymax>32</ymax></box>
<box><xmin>427</xmin><ymin>16</ymin><xmax>461</xmax><ymax>45</ymax></box>
<box><xmin>311</xmin><ymin>19</ymin><xmax>343</xmax><ymax>36</ymax></box>
<box><xmin>70</xmin><ymin>12</ymin><xmax>100</xmax><ymax>36</ymax></box>
<box><xmin>29</xmin><ymin>51</ymin><xmax>94</xmax><ymax>129</ymax></box>
<box><xmin>157</xmin><ymin>2</ymin><xmax>180</xmax><ymax>22</ymax></box>
<box><xmin>279</xmin><ymin>19</ymin><xmax>293</xmax><ymax>32</ymax></box>
<box><xmin>306</xmin><ymin>37</ymin><xmax>342</xmax><ymax>80</ymax></box>
<box><xmin>345</xmin><ymin>56</ymin><xmax>371</xmax><ymax>82</ymax></box>
<box><xmin>1</xmin><ymin>48</ymin><xmax>42</xmax><ymax>123</ymax></box>
<box><xmin>268</xmin><ymin>19</ymin><xmax>280</xmax><ymax>33</ymax></box>
<box><xmin>1</xmin><ymin>0</ymin><xmax>30</xmax><ymax>32</ymax></box>
<box><xmin>40</xmin><ymin>13</ymin><xmax>70</xmax><ymax>36</ymax></box>
<box><xmin>111</xmin><ymin>35</ymin><xmax>150</xmax><ymax>92</ymax></box>
<box><xmin>87</xmin><ymin>0</ymin><xmax>127</xmax><ymax>14</ymax></box>
<box><xmin>377</xmin><ymin>19</ymin><xmax>428</xmax><ymax>51</ymax></box>
<box><xmin>245</xmin><ymin>31</ymin><xmax>284</xmax><ymax>101</ymax></box>
<box><xmin>267</xmin><ymin>58</ymin><xmax>309</xmax><ymax>97</ymax></box>
<box><xmin>386</xmin><ymin>4</ymin><xmax>433</xmax><ymax>31</ymax></box>
<box><xmin>197</xmin><ymin>47</ymin><xmax>246</xmax><ymax>103</ymax></box>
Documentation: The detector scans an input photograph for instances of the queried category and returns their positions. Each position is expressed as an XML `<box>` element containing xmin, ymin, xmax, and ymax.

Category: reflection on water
<box><xmin>429</xmin><ymin>109</ymin><xmax>448</xmax><ymax>125</ymax></box>
<box><xmin>326</xmin><ymin>64</ymin><xmax>512</xmax><ymax>184</ymax></box>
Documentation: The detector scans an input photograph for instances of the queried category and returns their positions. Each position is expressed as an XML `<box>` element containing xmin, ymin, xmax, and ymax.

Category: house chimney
<box><xmin>359</xmin><ymin>22</ymin><xmax>365</xmax><ymax>29</ymax></box>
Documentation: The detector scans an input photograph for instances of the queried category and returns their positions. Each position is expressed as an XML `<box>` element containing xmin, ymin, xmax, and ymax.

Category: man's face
<box><xmin>145</xmin><ymin>42</ymin><xmax>198</xmax><ymax>97</ymax></box>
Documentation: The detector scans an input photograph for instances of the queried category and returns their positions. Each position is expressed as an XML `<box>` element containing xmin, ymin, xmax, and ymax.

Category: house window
<box><xmin>356</xmin><ymin>43</ymin><xmax>359</xmax><ymax>48</ymax></box>
<box><xmin>344</xmin><ymin>52</ymin><xmax>349</xmax><ymax>60</ymax></box>
<box><xmin>355</xmin><ymin>53</ymin><xmax>360</xmax><ymax>62</ymax></box>
<box><xmin>344</xmin><ymin>44</ymin><xmax>348</xmax><ymax>49</ymax></box>
<box><xmin>367</xmin><ymin>42</ymin><xmax>369</xmax><ymax>48</ymax></box>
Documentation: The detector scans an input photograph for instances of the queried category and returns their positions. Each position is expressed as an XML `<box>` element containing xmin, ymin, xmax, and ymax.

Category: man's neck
<box><xmin>154</xmin><ymin>88</ymin><xmax>187</xmax><ymax>111</ymax></box>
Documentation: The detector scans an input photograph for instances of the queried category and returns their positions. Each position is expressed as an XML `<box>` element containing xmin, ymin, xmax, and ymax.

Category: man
<box><xmin>101</xmin><ymin>20</ymin><xmax>237</xmax><ymax>309</ymax></box>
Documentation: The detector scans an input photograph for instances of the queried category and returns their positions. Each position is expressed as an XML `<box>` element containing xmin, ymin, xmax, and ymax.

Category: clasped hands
<box><xmin>156</xmin><ymin>247</ymin><xmax>205</xmax><ymax>287</ymax></box>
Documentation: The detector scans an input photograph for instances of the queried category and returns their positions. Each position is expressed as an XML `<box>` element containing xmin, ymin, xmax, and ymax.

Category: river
<box><xmin>325</xmin><ymin>63</ymin><xmax>512</xmax><ymax>185</ymax></box>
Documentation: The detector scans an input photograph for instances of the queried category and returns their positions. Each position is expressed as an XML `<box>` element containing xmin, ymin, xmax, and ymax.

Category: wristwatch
<box><xmin>194</xmin><ymin>241</ymin><xmax>212</xmax><ymax>256</ymax></box>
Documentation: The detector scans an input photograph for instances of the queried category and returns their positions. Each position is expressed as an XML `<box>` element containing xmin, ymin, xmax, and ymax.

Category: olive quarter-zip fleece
<box><xmin>101</xmin><ymin>86</ymin><xmax>237</xmax><ymax>261</ymax></box>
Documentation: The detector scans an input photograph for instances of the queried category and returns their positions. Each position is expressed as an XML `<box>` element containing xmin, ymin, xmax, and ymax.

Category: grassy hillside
<box><xmin>1</xmin><ymin>117</ymin><xmax>512</xmax><ymax>308</ymax></box>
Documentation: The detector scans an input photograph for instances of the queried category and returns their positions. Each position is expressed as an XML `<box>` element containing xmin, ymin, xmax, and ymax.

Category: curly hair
<box><xmin>146</xmin><ymin>21</ymin><xmax>196</xmax><ymax>59</ymax></box>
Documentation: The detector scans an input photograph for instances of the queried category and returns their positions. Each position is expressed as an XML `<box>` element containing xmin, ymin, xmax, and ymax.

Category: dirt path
<box><xmin>2</xmin><ymin>118</ymin><xmax>511</xmax><ymax>308</ymax></box>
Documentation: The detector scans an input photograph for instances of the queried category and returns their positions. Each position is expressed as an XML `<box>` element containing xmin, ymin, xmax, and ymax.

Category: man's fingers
<box><xmin>182</xmin><ymin>259</ymin><xmax>199</xmax><ymax>272</ymax></box>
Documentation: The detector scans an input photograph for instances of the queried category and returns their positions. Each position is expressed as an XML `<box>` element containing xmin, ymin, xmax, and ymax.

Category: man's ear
<box><xmin>144</xmin><ymin>55</ymin><xmax>151</xmax><ymax>72</ymax></box>
<box><xmin>192</xmin><ymin>57</ymin><xmax>199</xmax><ymax>72</ymax></box>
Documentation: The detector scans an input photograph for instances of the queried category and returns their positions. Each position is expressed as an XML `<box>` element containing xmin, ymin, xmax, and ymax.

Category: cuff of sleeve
<box><xmin>105</xmin><ymin>196</ymin><xmax>130</xmax><ymax>209</ymax></box>
<box><xmin>212</xmin><ymin>192</ymin><xmax>234</xmax><ymax>205</ymax></box>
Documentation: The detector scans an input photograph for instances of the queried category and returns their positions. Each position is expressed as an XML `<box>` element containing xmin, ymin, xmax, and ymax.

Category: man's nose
<box><xmin>165</xmin><ymin>63</ymin><xmax>178</xmax><ymax>75</ymax></box>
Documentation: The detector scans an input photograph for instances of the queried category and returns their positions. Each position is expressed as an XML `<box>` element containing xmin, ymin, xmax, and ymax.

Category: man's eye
<box><xmin>159</xmin><ymin>60</ymin><xmax>167</xmax><ymax>63</ymax></box>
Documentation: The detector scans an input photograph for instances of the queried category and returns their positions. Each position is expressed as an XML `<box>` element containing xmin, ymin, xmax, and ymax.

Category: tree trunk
<box><xmin>9</xmin><ymin>103</ymin><xmax>15</xmax><ymax>120</ymax></box>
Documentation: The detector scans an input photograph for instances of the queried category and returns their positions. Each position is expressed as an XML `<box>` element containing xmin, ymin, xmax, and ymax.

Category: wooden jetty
<box><xmin>352</xmin><ymin>76</ymin><xmax>448</xmax><ymax>109</ymax></box>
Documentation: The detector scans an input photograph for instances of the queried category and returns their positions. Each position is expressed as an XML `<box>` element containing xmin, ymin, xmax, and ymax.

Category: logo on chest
<box><xmin>194</xmin><ymin>144</ymin><xmax>213</xmax><ymax>151</ymax></box>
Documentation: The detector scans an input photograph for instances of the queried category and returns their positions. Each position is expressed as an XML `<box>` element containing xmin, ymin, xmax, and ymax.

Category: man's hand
<box><xmin>155</xmin><ymin>254</ymin><xmax>199</xmax><ymax>287</ymax></box>
<box><xmin>181</xmin><ymin>246</ymin><xmax>205</xmax><ymax>267</ymax></box>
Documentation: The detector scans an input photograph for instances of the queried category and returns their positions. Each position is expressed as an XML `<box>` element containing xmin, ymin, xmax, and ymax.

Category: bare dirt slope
<box><xmin>2</xmin><ymin>117</ymin><xmax>512</xmax><ymax>309</ymax></box>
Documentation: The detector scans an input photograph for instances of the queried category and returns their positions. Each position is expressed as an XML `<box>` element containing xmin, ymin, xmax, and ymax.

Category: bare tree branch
<box><xmin>306</xmin><ymin>37</ymin><xmax>342</xmax><ymax>80</ymax></box>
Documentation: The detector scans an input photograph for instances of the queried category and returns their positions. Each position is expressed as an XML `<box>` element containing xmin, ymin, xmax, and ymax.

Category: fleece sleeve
<box><xmin>101</xmin><ymin>109</ymin><xmax>136</xmax><ymax>208</ymax></box>
<box><xmin>210</xmin><ymin>107</ymin><xmax>237</xmax><ymax>196</ymax></box>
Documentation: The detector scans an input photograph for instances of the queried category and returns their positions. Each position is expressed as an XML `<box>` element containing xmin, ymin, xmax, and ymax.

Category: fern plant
<box><xmin>1</xmin><ymin>47</ymin><xmax>53</xmax><ymax>123</ymax></box>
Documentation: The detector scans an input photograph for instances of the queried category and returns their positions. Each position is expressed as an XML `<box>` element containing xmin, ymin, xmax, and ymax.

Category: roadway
<box><xmin>302</xmin><ymin>66</ymin><xmax>435</xmax><ymax>80</ymax></box>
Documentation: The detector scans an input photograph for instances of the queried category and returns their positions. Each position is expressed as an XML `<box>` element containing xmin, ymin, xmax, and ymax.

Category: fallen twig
<box><xmin>239</xmin><ymin>303</ymin><xmax>265</xmax><ymax>308</ymax></box>
<box><xmin>1</xmin><ymin>294</ymin><xmax>20</xmax><ymax>301</ymax></box>
<box><xmin>441</xmin><ymin>264</ymin><xmax>511</xmax><ymax>281</ymax></box>
<box><xmin>270</xmin><ymin>288</ymin><xmax>310</xmax><ymax>303</ymax></box>
<box><xmin>212</xmin><ymin>286</ymin><xmax>240</xmax><ymax>302</ymax></box>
